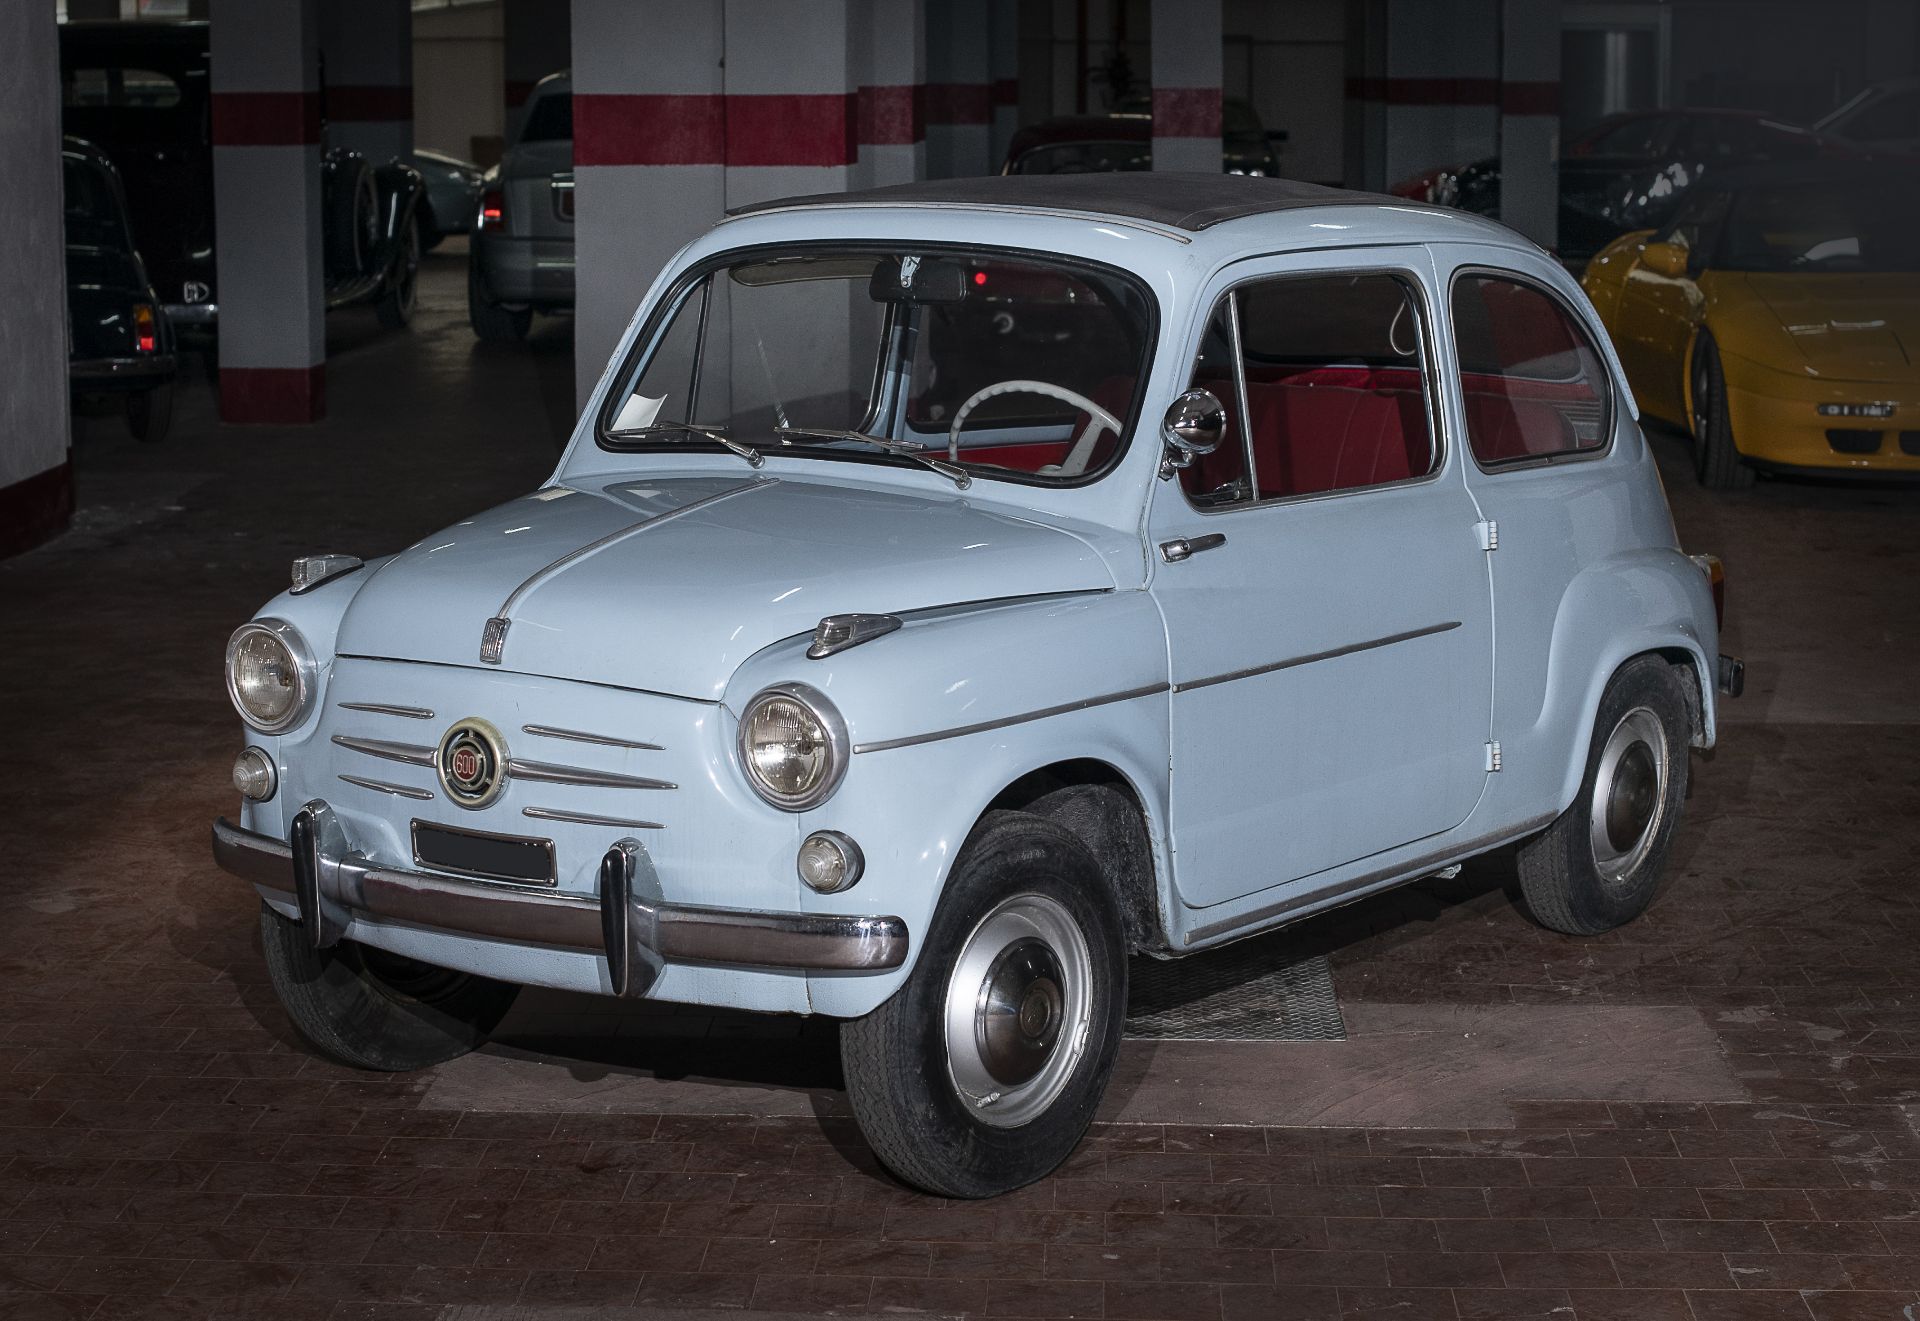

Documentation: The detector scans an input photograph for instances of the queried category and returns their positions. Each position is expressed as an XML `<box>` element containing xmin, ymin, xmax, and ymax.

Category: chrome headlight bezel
<box><xmin>737</xmin><ymin>682</ymin><xmax>848</xmax><ymax>812</ymax></box>
<box><xmin>224</xmin><ymin>618</ymin><xmax>317</xmax><ymax>734</ymax></box>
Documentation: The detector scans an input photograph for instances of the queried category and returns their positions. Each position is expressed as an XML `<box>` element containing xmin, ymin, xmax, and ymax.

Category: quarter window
<box><xmin>1451</xmin><ymin>276</ymin><xmax>1610</xmax><ymax>465</ymax></box>
<box><xmin>1178</xmin><ymin>273</ymin><xmax>1436</xmax><ymax>506</ymax></box>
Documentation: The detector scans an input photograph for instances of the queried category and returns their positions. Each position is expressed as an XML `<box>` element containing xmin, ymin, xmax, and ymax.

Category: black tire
<box><xmin>1689</xmin><ymin>334</ymin><xmax>1753</xmax><ymax>491</ymax></box>
<box><xmin>324</xmin><ymin>158</ymin><xmax>380</xmax><ymax>278</ymax></box>
<box><xmin>259</xmin><ymin>903</ymin><xmax>520</xmax><ymax>1071</ymax></box>
<box><xmin>376</xmin><ymin>215</ymin><xmax>421</xmax><ymax>330</ymax></box>
<box><xmin>841</xmin><ymin>811</ymin><xmax>1127</xmax><ymax>1199</ymax></box>
<box><xmin>1517</xmin><ymin>656</ymin><xmax>1691</xmax><ymax>936</ymax></box>
<box><xmin>125</xmin><ymin>383</ymin><xmax>173</xmax><ymax>443</ymax></box>
<box><xmin>468</xmin><ymin>256</ymin><xmax>531</xmax><ymax>343</ymax></box>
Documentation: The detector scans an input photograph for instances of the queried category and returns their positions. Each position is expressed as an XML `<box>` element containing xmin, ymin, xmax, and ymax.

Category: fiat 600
<box><xmin>214</xmin><ymin>175</ymin><xmax>1740</xmax><ymax>1198</ymax></box>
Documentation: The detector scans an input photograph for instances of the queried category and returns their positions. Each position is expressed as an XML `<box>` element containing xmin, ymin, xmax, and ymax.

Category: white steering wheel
<box><xmin>946</xmin><ymin>379</ymin><xmax>1123</xmax><ymax>476</ymax></box>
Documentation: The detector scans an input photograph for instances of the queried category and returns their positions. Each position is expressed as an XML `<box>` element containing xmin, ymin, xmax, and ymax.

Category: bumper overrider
<box><xmin>212</xmin><ymin>802</ymin><xmax>909</xmax><ymax>998</ymax></box>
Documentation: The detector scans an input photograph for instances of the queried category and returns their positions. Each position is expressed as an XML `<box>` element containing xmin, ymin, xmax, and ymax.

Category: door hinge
<box><xmin>1485</xmin><ymin>740</ymin><xmax>1503</xmax><ymax>772</ymax></box>
<box><xmin>1476</xmin><ymin>519</ymin><xmax>1499</xmax><ymax>552</ymax></box>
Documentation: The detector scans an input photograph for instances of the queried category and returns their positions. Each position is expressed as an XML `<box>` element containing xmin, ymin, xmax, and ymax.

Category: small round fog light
<box><xmin>796</xmin><ymin>830</ymin><xmax>863</xmax><ymax>894</ymax></box>
<box><xmin>232</xmin><ymin>746</ymin><xmax>278</xmax><ymax>802</ymax></box>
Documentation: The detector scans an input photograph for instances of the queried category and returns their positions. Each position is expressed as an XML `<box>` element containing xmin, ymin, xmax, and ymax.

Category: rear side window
<box><xmin>1179</xmin><ymin>272</ymin><xmax>1436</xmax><ymax>506</ymax></box>
<box><xmin>520</xmin><ymin>92</ymin><xmax>572</xmax><ymax>143</ymax></box>
<box><xmin>1451</xmin><ymin>275</ymin><xmax>1610</xmax><ymax>466</ymax></box>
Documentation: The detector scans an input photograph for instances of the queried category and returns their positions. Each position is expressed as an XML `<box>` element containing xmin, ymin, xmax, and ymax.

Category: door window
<box><xmin>1178</xmin><ymin>272</ymin><xmax>1436</xmax><ymax>506</ymax></box>
<box><xmin>1451</xmin><ymin>276</ymin><xmax>1612</xmax><ymax>465</ymax></box>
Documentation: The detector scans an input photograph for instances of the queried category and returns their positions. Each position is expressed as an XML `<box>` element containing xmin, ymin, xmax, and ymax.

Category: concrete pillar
<box><xmin>1343</xmin><ymin>0</ymin><xmax>1502</xmax><ymax>194</ymax></box>
<box><xmin>1498</xmin><ymin>0</ymin><xmax>1560</xmax><ymax>250</ymax></box>
<box><xmin>505</xmin><ymin>0</ymin><xmax>570</xmax><ymax>145</ymax></box>
<box><xmin>211</xmin><ymin>0</ymin><xmax>327</xmax><ymax>424</ymax></box>
<box><xmin>856</xmin><ymin>0</ymin><xmax>926</xmax><ymax>189</ymax></box>
<box><xmin>0</xmin><ymin>0</ymin><xmax>72</xmax><ymax>556</ymax></box>
<box><xmin>1150</xmin><ymin>0</ymin><xmax>1222</xmax><ymax>173</ymax></box>
<box><xmin>989</xmin><ymin>0</ymin><xmax>1019</xmax><ymax>165</ymax></box>
<box><xmin>925</xmin><ymin>0</ymin><xmax>991</xmax><ymax>177</ymax></box>
<box><xmin>320</xmin><ymin>0</ymin><xmax>413</xmax><ymax>165</ymax></box>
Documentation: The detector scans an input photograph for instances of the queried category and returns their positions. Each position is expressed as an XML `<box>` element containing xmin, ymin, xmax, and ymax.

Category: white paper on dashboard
<box><xmin>611</xmin><ymin>393</ymin><xmax>666</xmax><ymax>431</ymax></box>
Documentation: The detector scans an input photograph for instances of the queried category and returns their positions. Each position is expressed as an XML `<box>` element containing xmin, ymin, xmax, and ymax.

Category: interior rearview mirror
<box><xmin>1640</xmin><ymin>240</ymin><xmax>1689</xmax><ymax>279</ymax></box>
<box><xmin>1161</xmin><ymin>388</ymin><xmax>1227</xmax><ymax>473</ymax></box>
<box><xmin>867</xmin><ymin>255</ymin><xmax>968</xmax><ymax>304</ymax></box>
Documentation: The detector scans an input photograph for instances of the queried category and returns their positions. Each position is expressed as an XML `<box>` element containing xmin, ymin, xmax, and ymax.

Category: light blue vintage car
<box><xmin>214</xmin><ymin>174</ymin><xmax>1740</xmax><ymax>1198</ymax></box>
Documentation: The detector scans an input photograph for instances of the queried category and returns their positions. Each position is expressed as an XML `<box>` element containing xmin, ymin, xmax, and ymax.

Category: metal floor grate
<box><xmin>1124</xmin><ymin>936</ymin><xmax>1347</xmax><ymax>1042</ymax></box>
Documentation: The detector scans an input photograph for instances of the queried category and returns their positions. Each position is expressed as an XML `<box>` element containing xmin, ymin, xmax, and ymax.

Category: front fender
<box><xmin>723</xmin><ymin>589</ymin><xmax>1173</xmax><ymax>1017</ymax></box>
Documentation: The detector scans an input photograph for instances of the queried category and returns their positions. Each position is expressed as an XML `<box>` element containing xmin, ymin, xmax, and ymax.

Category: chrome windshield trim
<box><xmin>505</xmin><ymin>758</ymin><xmax>677</xmax><ymax>791</ymax></box>
<box><xmin>852</xmin><ymin>682</ymin><xmax>1170</xmax><ymax>755</ymax></box>
<box><xmin>338</xmin><ymin>774</ymin><xmax>433</xmax><ymax>801</ymax></box>
<box><xmin>1172</xmin><ymin>621</ymin><xmax>1463</xmax><ymax>695</ymax></box>
<box><xmin>523</xmin><ymin>806</ymin><xmax>666</xmax><ymax>831</ymax></box>
<box><xmin>521</xmin><ymin>724</ymin><xmax>663</xmax><ymax>751</ymax></box>
<box><xmin>494</xmin><ymin>476</ymin><xmax>776</xmax><ymax>621</ymax></box>
<box><xmin>338</xmin><ymin>702</ymin><xmax>435</xmax><ymax>720</ymax></box>
<box><xmin>331</xmin><ymin>735</ymin><xmax>436</xmax><ymax>766</ymax></box>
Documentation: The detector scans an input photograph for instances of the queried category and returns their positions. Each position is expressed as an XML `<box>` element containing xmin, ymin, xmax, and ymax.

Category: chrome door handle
<box><xmin>1158</xmin><ymin>533</ymin><xmax>1227</xmax><ymax>563</ymax></box>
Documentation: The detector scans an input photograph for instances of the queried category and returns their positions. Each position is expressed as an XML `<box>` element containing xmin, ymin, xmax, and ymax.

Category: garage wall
<box><xmin>414</xmin><ymin>0</ymin><xmax>503</xmax><ymax>163</ymax></box>
<box><xmin>1</xmin><ymin>0</ymin><xmax>74</xmax><ymax>556</ymax></box>
<box><xmin>1224</xmin><ymin>0</ymin><xmax>1345</xmax><ymax>183</ymax></box>
<box><xmin>1666</xmin><ymin>0</ymin><xmax>1918</xmax><ymax>123</ymax></box>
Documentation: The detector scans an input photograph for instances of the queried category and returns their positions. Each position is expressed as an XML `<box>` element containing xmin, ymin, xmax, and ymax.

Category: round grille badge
<box><xmin>437</xmin><ymin>718</ymin><xmax>507</xmax><ymax>809</ymax></box>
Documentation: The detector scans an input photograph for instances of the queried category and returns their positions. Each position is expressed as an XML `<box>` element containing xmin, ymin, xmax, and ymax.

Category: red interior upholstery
<box><xmin>1184</xmin><ymin>366</ymin><xmax>1433</xmax><ymax>499</ymax></box>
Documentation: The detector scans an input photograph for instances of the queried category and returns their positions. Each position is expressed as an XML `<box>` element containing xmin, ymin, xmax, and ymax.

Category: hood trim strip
<box><xmin>853</xmin><ymin>682</ymin><xmax>1168</xmax><ymax>754</ymax></box>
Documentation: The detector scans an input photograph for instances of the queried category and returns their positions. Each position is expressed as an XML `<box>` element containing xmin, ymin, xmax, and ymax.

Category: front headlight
<box><xmin>737</xmin><ymin>683</ymin><xmax>847</xmax><ymax>811</ymax></box>
<box><xmin>225</xmin><ymin>618</ymin><xmax>316</xmax><ymax>733</ymax></box>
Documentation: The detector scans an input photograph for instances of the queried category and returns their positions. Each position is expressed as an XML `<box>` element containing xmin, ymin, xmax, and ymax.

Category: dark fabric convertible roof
<box><xmin>727</xmin><ymin>172</ymin><xmax>1404</xmax><ymax>233</ymax></box>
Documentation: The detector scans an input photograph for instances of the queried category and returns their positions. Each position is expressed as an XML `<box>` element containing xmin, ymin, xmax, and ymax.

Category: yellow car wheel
<box><xmin>1689</xmin><ymin>335</ymin><xmax>1754</xmax><ymax>491</ymax></box>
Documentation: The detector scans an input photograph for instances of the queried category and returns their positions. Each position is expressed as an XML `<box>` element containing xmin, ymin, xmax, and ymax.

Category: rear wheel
<box><xmin>840</xmin><ymin>812</ymin><xmax>1127</xmax><ymax>1198</ymax></box>
<box><xmin>259</xmin><ymin>903</ymin><xmax>519</xmax><ymax>1071</ymax></box>
<box><xmin>468</xmin><ymin>256</ymin><xmax>531</xmax><ymax>343</ymax></box>
<box><xmin>375</xmin><ymin>216</ymin><xmax>421</xmax><ymax>329</ymax></box>
<box><xmin>1517</xmin><ymin>656</ymin><xmax>1691</xmax><ymax>936</ymax></box>
<box><xmin>125</xmin><ymin>383</ymin><xmax>172</xmax><ymax>443</ymax></box>
<box><xmin>1689</xmin><ymin>334</ymin><xmax>1753</xmax><ymax>490</ymax></box>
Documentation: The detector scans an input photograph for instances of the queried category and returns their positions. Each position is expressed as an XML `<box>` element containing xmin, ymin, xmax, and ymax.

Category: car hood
<box><xmin>335</xmin><ymin>473</ymin><xmax>1117</xmax><ymax>701</ymax></box>
<box><xmin>1725</xmin><ymin>273</ymin><xmax>1920</xmax><ymax>383</ymax></box>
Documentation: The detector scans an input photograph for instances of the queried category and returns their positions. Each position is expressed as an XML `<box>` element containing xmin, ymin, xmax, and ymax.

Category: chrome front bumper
<box><xmin>212</xmin><ymin>804</ymin><xmax>908</xmax><ymax>998</ymax></box>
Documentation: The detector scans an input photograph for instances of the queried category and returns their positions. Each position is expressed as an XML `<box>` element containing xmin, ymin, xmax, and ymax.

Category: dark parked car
<box><xmin>1002</xmin><ymin>98</ymin><xmax>1281</xmax><ymax>177</ymax></box>
<box><xmin>409</xmin><ymin>148</ymin><xmax>485</xmax><ymax>249</ymax></box>
<box><xmin>1391</xmin><ymin>109</ymin><xmax>1852</xmax><ymax>259</ymax></box>
<box><xmin>59</xmin><ymin>20</ymin><xmax>426</xmax><ymax>333</ymax></box>
<box><xmin>469</xmin><ymin>71</ymin><xmax>574</xmax><ymax>342</ymax></box>
<box><xmin>64</xmin><ymin>136</ymin><xmax>178</xmax><ymax>442</ymax></box>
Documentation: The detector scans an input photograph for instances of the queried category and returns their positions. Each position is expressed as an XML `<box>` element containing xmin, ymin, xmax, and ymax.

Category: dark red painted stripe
<box><xmin>925</xmin><ymin>82</ymin><xmax>991</xmax><ymax>126</ymax></box>
<box><xmin>220</xmin><ymin>365</ymin><xmax>325</xmax><ymax>425</ymax></box>
<box><xmin>0</xmin><ymin>457</ymin><xmax>73</xmax><ymax>559</ymax></box>
<box><xmin>327</xmin><ymin>84</ymin><xmax>413</xmax><ymax>122</ymax></box>
<box><xmin>1501</xmin><ymin>81</ymin><xmax>1560</xmax><ymax>116</ymax></box>
<box><xmin>992</xmin><ymin>78</ymin><xmax>1018</xmax><ymax>107</ymax></box>
<box><xmin>211</xmin><ymin>91</ymin><xmax>322</xmax><ymax>147</ymax></box>
<box><xmin>1346</xmin><ymin>76</ymin><xmax>1501</xmax><ymax>107</ymax></box>
<box><xmin>578</xmin><ymin>88</ymin><xmax>926</xmax><ymax>166</ymax></box>
<box><xmin>1153</xmin><ymin>86</ymin><xmax>1221</xmax><ymax>138</ymax></box>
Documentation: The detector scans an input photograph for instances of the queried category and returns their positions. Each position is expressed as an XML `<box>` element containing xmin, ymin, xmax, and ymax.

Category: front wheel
<box><xmin>1689</xmin><ymin>334</ymin><xmax>1753</xmax><ymax>491</ymax></box>
<box><xmin>1517</xmin><ymin>656</ymin><xmax>1691</xmax><ymax>936</ymax></box>
<box><xmin>375</xmin><ymin>216</ymin><xmax>421</xmax><ymax>330</ymax></box>
<box><xmin>259</xmin><ymin>903</ymin><xmax>520</xmax><ymax>1070</ymax></box>
<box><xmin>841</xmin><ymin>812</ymin><xmax>1127</xmax><ymax>1198</ymax></box>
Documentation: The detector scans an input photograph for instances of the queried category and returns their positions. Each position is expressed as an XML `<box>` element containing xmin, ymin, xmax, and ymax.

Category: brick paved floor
<box><xmin>2</xmin><ymin>252</ymin><xmax>1917</xmax><ymax>1320</ymax></box>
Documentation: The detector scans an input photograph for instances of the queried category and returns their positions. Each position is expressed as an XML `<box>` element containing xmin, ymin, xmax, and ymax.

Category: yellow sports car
<box><xmin>1582</xmin><ymin>161</ymin><xmax>1918</xmax><ymax>488</ymax></box>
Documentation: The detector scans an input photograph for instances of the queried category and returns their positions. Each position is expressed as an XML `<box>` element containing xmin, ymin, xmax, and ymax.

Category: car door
<box><xmin>1149</xmin><ymin>248</ymin><xmax>1495</xmax><ymax>911</ymax></box>
<box><xmin>1615</xmin><ymin>188</ymin><xmax>1727</xmax><ymax>420</ymax></box>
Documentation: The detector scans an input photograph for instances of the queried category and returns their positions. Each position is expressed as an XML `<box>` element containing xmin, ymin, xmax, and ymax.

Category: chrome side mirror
<box><xmin>1160</xmin><ymin>388</ymin><xmax>1227</xmax><ymax>476</ymax></box>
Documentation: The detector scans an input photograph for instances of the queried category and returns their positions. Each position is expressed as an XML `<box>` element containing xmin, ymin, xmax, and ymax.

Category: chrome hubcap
<box><xmin>1588</xmin><ymin>707</ymin><xmax>1668</xmax><ymax>887</ymax></box>
<box><xmin>944</xmin><ymin>893</ymin><xmax>1092</xmax><ymax>1129</ymax></box>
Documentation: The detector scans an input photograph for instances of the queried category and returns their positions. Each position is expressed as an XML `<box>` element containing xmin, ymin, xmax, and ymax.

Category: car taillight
<box><xmin>1689</xmin><ymin>553</ymin><xmax>1726</xmax><ymax>630</ymax></box>
<box><xmin>133</xmin><ymin>303</ymin><xmax>156</xmax><ymax>353</ymax></box>
<box><xmin>478</xmin><ymin>187</ymin><xmax>504</xmax><ymax>232</ymax></box>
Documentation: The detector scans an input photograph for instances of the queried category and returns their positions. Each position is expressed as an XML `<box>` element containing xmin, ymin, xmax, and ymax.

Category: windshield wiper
<box><xmin>605</xmin><ymin>420</ymin><xmax>763</xmax><ymax>469</ymax></box>
<box><xmin>775</xmin><ymin>426</ymin><xmax>972</xmax><ymax>489</ymax></box>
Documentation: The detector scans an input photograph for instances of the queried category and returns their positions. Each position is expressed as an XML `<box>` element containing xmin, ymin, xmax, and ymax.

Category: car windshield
<box><xmin>62</xmin><ymin>155</ymin><xmax>125</xmax><ymax>249</ymax></box>
<box><xmin>1718</xmin><ymin>182</ymin><xmax>1920</xmax><ymax>273</ymax></box>
<box><xmin>600</xmin><ymin>245</ymin><xmax>1153</xmax><ymax>485</ymax></box>
<box><xmin>1011</xmin><ymin>141</ymin><xmax>1151</xmax><ymax>174</ymax></box>
<box><xmin>520</xmin><ymin>92</ymin><xmax>571</xmax><ymax>143</ymax></box>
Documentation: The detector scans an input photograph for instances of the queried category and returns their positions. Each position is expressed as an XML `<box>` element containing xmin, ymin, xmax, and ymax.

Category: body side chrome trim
<box><xmin>494</xmin><ymin>476</ymin><xmax>777</xmax><ymax>620</ymax></box>
<box><xmin>506</xmin><ymin>758</ymin><xmax>676</xmax><ymax>791</ymax></box>
<box><xmin>331</xmin><ymin>735</ymin><xmax>436</xmax><ymax>766</ymax></box>
<box><xmin>1173</xmin><ymin>621</ymin><xmax>1463</xmax><ymax>694</ymax></box>
<box><xmin>523</xmin><ymin>806</ymin><xmax>666</xmax><ymax>830</ymax></box>
<box><xmin>1181</xmin><ymin>811</ymin><xmax>1559</xmax><ymax>945</ymax></box>
<box><xmin>852</xmin><ymin>682</ymin><xmax>1170</xmax><ymax>755</ymax></box>
<box><xmin>521</xmin><ymin>724</ymin><xmax>663</xmax><ymax>751</ymax></box>
<box><xmin>338</xmin><ymin>702</ymin><xmax>435</xmax><ymax>720</ymax></box>
<box><xmin>338</xmin><ymin>774</ymin><xmax>434</xmax><ymax>801</ymax></box>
